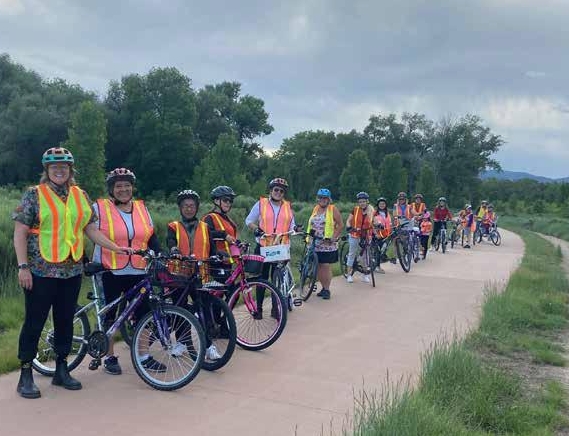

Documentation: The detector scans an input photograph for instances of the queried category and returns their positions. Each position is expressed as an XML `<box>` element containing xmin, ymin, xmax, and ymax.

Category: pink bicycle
<box><xmin>203</xmin><ymin>242</ymin><xmax>287</xmax><ymax>351</ymax></box>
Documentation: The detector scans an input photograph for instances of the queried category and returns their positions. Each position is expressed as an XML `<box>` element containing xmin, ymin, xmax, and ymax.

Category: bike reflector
<box><xmin>260</xmin><ymin>244</ymin><xmax>291</xmax><ymax>262</ymax></box>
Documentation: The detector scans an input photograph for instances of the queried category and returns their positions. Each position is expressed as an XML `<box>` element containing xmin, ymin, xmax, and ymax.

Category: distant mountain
<box><xmin>480</xmin><ymin>170</ymin><xmax>569</xmax><ymax>183</ymax></box>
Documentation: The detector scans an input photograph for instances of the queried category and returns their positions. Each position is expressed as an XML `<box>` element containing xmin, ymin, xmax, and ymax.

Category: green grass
<box><xmin>348</xmin><ymin>227</ymin><xmax>569</xmax><ymax>435</ymax></box>
<box><xmin>500</xmin><ymin>214</ymin><xmax>569</xmax><ymax>242</ymax></box>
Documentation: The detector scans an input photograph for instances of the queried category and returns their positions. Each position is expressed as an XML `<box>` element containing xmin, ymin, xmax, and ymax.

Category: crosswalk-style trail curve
<box><xmin>0</xmin><ymin>229</ymin><xmax>524</xmax><ymax>436</ymax></box>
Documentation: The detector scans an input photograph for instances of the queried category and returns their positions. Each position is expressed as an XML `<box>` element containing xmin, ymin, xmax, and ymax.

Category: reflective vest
<box><xmin>420</xmin><ymin>220</ymin><xmax>433</xmax><ymax>235</ymax></box>
<box><xmin>483</xmin><ymin>212</ymin><xmax>496</xmax><ymax>224</ymax></box>
<box><xmin>394</xmin><ymin>202</ymin><xmax>412</xmax><ymax>219</ymax></box>
<box><xmin>306</xmin><ymin>204</ymin><xmax>336</xmax><ymax>239</ymax></box>
<box><xmin>96</xmin><ymin>199</ymin><xmax>153</xmax><ymax>270</ymax></box>
<box><xmin>411</xmin><ymin>202</ymin><xmax>426</xmax><ymax>216</ymax></box>
<box><xmin>374</xmin><ymin>211</ymin><xmax>392</xmax><ymax>239</ymax></box>
<box><xmin>477</xmin><ymin>206</ymin><xmax>487</xmax><ymax>219</ymax></box>
<box><xmin>258</xmin><ymin>197</ymin><xmax>293</xmax><ymax>246</ymax></box>
<box><xmin>350</xmin><ymin>206</ymin><xmax>373</xmax><ymax>238</ymax></box>
<box><xmin>35</xmin><ymin>184</ymin><xmax>92</xmax><ymax>263</ymax></box>
<box><xmin>168</xmin><ymin>221</ymin><xmax>210</xmax><ymax>260</ymax></box>
<box><xmin>203</xmin><ymin>212</ymin><xmax>237</xmax><ymax>263</ymax></box>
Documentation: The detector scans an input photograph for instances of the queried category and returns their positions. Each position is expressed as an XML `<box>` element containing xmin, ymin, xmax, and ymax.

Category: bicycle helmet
<box><xmin>317</xmin><ymin>188</ymin><xmax>332</xmax><ymax>198</ymax></box>
<box><xmin>488</xmin><ymin>204</ymin><xmax>494</xmax><ymax>209</ymax></box>
<box><xmin>423</xmin><ymin>211</ymin><xmax>431</xmax><ymax>219</ymax></box>
<box><xmin>481</xmin><ymin>200</ymin><xmax>488</xmax><ymax>205</ymax></box>
<box><xmin>438</xmin><ymin>197</ymin><xmax>447</xmax><ymax>203</ymax></box>
<box><xmin>356</xmin><ymin>191</ymin><xmax>369</xmax><ymax>200</ymax></box>
<box><xmin>465</xmin><ymin>204</ymin><xmax>472</xmax><ymax>210</ymax></box>
<box><xmin>177</xmin><ymin>189</ymin><xmax>200</xmax><ymax>206</ymax></box>
<box><xmin>42</xmin><ymin>147</ymin><xmax>74</xmax><ymax>166</ymax></box>
<box><xmin>269</xmin><ymin>178</ymin><xmax>289</xmax><ymax>190</ymax></box>
<box><xmin>210</xmin><ymin>185</ymin><xmax>237</xmax><ymax>200</ymax></box>
<box><xmin>414</xmin><ymin>193</ymin><xmax>423</xmax><ymax>200</ymax></box>
<box><xmin>397</xmin><ymin>192</ymin><xmax>407</xmax><ymax>199</ymax></box>
<box><xmin>376</xmin><ymin>197</ymin><xmax>387</xmax><ymax>204</ymax></box>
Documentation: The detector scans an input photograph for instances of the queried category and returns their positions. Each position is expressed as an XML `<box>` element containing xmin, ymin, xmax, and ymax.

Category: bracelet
<box><xmin>18</xmin><ymin>263</ymin><xmax>29</xmax><ymax>270</ymax></box>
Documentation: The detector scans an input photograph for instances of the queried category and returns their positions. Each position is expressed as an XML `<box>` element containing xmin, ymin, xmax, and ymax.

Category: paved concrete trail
<box><xmin>0</xmin><ymin>230</ymin><xmax>524</xmax><ymax>436</ymax></box>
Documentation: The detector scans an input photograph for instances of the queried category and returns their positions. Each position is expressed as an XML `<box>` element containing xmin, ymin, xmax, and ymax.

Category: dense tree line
<box><xmin>4</xmin><ymin>52</ymin><xmax>554</xmax><ymax>210</ymax></box>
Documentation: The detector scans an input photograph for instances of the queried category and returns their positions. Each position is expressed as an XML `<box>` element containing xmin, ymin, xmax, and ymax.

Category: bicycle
<box><xmin>487</xmin><ymin>219</ymin><xmax>502</xmax><ymax>246</ymax></box>
<box><xmin>260</xmin><ymin>231</ymin><xmax>304</xmax><ymax>311</ymax></box>
<box><xmin>298</xmin><ymin>230</ymin><xmax>324</xmax><ymax>301</ymax></box>
<box><xmin>33</xmin><ymin>250</ymin><xmax>206</xmax><ymax>391</ymax></box>
<box><xmin>219</xmin><ymin>242</ymin><xmax>288</xmax><ymax>351</ymax></box>
<box><xmin>338</xmin><ymin>227</ymin><xmax>376</xmax><ymax>287</ymax></box>
<box><xmin>449</xmin><ymin>219</ymin><xmax>460</xmax><ymax>249</ymax></box>
<box><xmin>433</xmin><ymin>220</ymin><xmax>449</xmax><ymax>253</ymax></box>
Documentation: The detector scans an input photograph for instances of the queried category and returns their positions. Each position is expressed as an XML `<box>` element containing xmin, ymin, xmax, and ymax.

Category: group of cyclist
<box><xmin>12</xmin><ymin>146</ymin><xmax>499</xmax><ymax>399</ymax></box>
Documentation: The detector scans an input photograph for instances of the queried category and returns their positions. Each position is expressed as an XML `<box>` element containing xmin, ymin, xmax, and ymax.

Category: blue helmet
<box><xmin>317</xmin><ymin>188</ymin><xmax>331</xmax><ymax>199</ymax></box>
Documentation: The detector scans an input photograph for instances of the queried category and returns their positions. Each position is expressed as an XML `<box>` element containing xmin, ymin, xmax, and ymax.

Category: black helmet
<box><xmin>438</xmin><ymin>197</ymin><xmax>447</xmax><ymax>203</ymax></box>
<box><xmin>376</xmin><ymin>197</ymin><xmax>387</xmax><ymax>204</ymax></box>
<box><xmin>210</xmin><ymin>185</ymin><xmax>237</xmax><ymax>200</ymax></box>
<box><xmin>356</xmin><ymin>191</ymin><xmax>369</xmax><ymax>200</ymax></box>
<box><xmin>177</xmin><ymin>189</ymin><xmax>200</xmax><ymax>206</ymax></box>
<box><xmin>106</xmin><ymin>168</ymin><xmax>136</xmax><ymax>194</ymax></box>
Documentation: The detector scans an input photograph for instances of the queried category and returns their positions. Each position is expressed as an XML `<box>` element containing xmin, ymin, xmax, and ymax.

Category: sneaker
<box><xmin>205</xmin><ymin>344</ymin><xmax>222</xmax><ymax>360</ymax></box>
<box><xmin>390</xmin><ymin>258</ymin><xmax>397</xmax><ymax>264</ymax></box>
<box><xmin>464</xmin><ymin>244</ymin><xmax>471</xmax><ymax>249</ymax></box>
<box><xmin>171</xmin><ymin>342</ymin><xmax>188</xmax><ymax>357</ymax></box>
<box><xmin>320</xmin><ymin>289</ymin><xmax>331</xmax><ymax>300</ymax></box>
<box><xmin>377</xmin><ymin>267</ymin><xmax>385</xmax><ymax>274</ymax></box>
<box><xmin>316</xmin><ymin>289</ymin><xmax>325</xmax><ymax>297</ymax></box>
<box><xmin>141</xmin><ymin>356</ymin><xmax>167</xmax><ymax>373</ymax></box>
<box><xmin>346</xmin><ymin>275</ymin><xmax>354</xmax><ymax>283</ymax></box>
<box><xmin>103</xmin><ymin>356</ymin><xmax>122</xmax><ymax>375</ymax></box>
<box><xmin>362</xmin><ymin>275</ymin><xmax>371</xmax><ymax>283</ymax></box>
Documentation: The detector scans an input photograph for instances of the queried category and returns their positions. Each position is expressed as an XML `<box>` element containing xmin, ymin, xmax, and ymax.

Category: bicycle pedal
<box><xmin>88</xmin><ymin>358</ymin><xmax>101</xmax><ymax>371</ymax></box>
<box><xmin>293</xmin><ymin>298</ymin><xmax>303</xmax><ymax>307</ymax></box>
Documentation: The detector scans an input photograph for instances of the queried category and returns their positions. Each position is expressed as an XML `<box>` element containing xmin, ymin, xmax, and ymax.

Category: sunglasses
<box><xmin>220</xmin><ymin>197</ymin><xmax>234</xmax><ymax>204</ymax></box>
<box><xmin>272</xmin><ymin>188</ymin><xmax>285</xmax><ymax>194</ymax></box>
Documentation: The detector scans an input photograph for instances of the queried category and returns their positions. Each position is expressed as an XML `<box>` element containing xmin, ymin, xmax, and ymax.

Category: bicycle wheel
<box><xmin>450</xmin><ymin>230</ymin><xmax>455</xmax><ymax>249</ymax></box>
<box><xmin>299</xmin><ymin>251</ymin><xmax>318</xmax><ymax>301</ymax></box>
<box><xmin>284</xmin><ymin>265</ymin><xmax>295</xmax><ymax>311</ymax></box>
<box><xmin>434</xmin><ymin>233</ymin><xmax>440</xmax><ymax>251</ymax></box>
<box><xmin>474</xmin><ymin>228</ymin><xmax>482</xmax><ymax>244</ymax></box>
<box><xmin>364</xmin><ymin>246</ymin><xmax>375</xmax><ymax>287</ymax></box>
<box><xmin>130</xmin><ymin>305</ymin><xmax>205</xmax><ymax>391</ymax></box>
<box><xmin>441</xmin><ymin>232</ymin><xmax>447</xmax><ymax>253</ymax></box>
<box><xmin>338</xmin><ymin>240</ymin><xmax>350</xmax><ymax>278</ymax></box>
<box><xmin>395</xmin><ymin>237</ymin><xmax>411</xmax><ymax>273</ymax></box>
<box><xmin>490</xmin><ymin>230</ymin><xmax>502</xmax><ymax>246</ymax></box>
<box><xmin>228</xmin><ymin>279</ymin><xmax>287</xmax><ymax>351</ymax></box>
<box><xmin>198</xmin><ymin>294</ymin><xmax>237</xmax><ymax>371</ymax></box>
<box><xmin>33</xmin><ymin>307</ymin><xmax>91</xmax><ymax>376</ymax></box>
<box><xmin>413</xmin><ymin>235</ymin><xmax>421</xmax><ymax>263</ymax></box>
<box><xmin>117</xmin><ymin>298</ymin><xmax>136</xmax><ymax>347</ymax></box>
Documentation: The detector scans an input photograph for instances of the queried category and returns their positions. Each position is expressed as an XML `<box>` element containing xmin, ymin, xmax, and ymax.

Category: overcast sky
<box><xmin>1</xmin><ymin>0</ymin><xmax>568</xmax><ymax>178</ymax></box>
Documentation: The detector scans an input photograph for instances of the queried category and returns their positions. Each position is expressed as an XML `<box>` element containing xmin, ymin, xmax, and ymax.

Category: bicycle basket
<box><xmin>243</xmin><ymin>254</ymin><xmax>265</xmax><ymax>274</ymax></box>
<box><xmin>151</xmin><ymin>258</ymin><xmax>196</xmax><ymax>287</ymax></box>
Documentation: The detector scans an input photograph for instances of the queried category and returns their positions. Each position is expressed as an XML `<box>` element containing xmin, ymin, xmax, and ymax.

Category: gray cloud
<box><xmin>1</xmin><ymin>0</ymin><xmax>568</xmax><ymax>177</ymax></box>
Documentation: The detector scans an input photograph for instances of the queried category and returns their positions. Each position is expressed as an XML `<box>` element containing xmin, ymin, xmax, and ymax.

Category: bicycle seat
<box><xmin>84</xmin><ymin>262</ymin><xmax>106</xmax><ymax>276</ymax></box>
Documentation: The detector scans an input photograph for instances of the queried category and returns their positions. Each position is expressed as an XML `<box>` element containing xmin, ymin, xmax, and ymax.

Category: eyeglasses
<box><xmin>220</xmin><ymin>197</ymin><xmax>234</xmax><ymax>204</ymax></box>
<box><xmin>272</xmin><ymin>188</ymin><xmax>285</xmax><ymax>194</ymax></box>
<box><xmin>317</xmin><ymin>196</ymin><xmax>329</xmax><ymax>200</ymax></box>
<box><xmin>48</xmin><ymin>164</ymin><xmax>70</xmax><ymax>171</ymax></box>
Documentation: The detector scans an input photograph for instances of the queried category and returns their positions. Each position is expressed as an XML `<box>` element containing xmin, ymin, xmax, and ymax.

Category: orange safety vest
<box><xmin>96</xmin><ymin>199</ymin><xmax>153</xmax><ymax>270</ymax></box>
<box><xmin>420</xmin><ymin>220</ymin><xmax>433</xmax><ymax>235</ymax></box>
<box><xmin>374</xmin><ymin>211</ymin><xmax>392</xmax><ymax>239</ymax></box>
<box><xmin>483</xmin><ymin>212</ymin><xmax>496</xmax><ymax>224</ymax></box>
<box><xmin>394</xmin><ymin>202</ymin><xmax>412</xmax><ymax>219</ymax></box>
<box><xmin>258</xmin><ymin>197</ymin><xmax>293</xmax><ymax>246</ymax></box>
<box><xmin>34</xmin><ymin>184</ymin><xmax>92</xmax><ymax>263</ymax></box>
<box><xmin>411</xmin><ymin>202</ymin><xmax>426</xmax><ymax>216</ymax></box>
<box><xmin>168</xmin><ymin>221</ymin><xmax>210</xmax><ymax>260</ymax></box>
<box><xmin>202</xmin><ymin>212</ymin><xmax>237</xmax><ymax>262</ymax></box>
<box><xmin>350</xmin><ymin>206</ymin><xmax>373</xmax><ymax>238</ymax></box>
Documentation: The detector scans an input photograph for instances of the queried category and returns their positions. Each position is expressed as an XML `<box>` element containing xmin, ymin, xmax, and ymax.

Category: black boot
<box><xmin>52</xmin><ymin>358</ymin><xmax>82</xmax><ymax>390</ymax></box>
<box><xmin>17</xmin><ymin>362</ymin><xmax>41</xmax><ymax>399</ymax></box>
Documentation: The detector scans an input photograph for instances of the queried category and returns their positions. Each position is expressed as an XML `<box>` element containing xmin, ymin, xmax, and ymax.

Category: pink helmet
<box><xmin>423</xmin><ymin>211</ymin><xmax>431</xmax><ymax>219</ymax></box>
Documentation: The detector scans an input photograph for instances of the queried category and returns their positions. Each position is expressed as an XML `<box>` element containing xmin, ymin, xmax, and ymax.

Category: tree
<box><xmin>377</xmin><ymin>153</ymin><xmax>407</xmax><ymax>203</ymax></box>
<box><xmin>340</xmin><ymin>149</ymin><xmax>375</xmax><ymax>201</ymax></box>
<box><xmin>191</xmin><ymin>134</ymin><xmax>249</xmax><ymax>198</ymax></box>
<box><xmin>415</xmin><ymin>162</ymin><xmax>439</xmax><ymax>208</ymax></box>
<box><xmin>62</xmin><ymin>101</ymin><xmax>107</xmax><ymax>198</ymax></box>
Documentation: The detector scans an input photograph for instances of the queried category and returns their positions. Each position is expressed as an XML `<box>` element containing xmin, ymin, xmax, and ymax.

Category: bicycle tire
<box><xmin>364</xmin><ymin>246</ymin><xmax>375</xmax><ymax>288</ymax></box>
<box><xmin>228</xmin><ymin>279</ymin><xmax>287</xmax><ymax>351</ymax></box>
<box><xmin>117</xmin><ymin>298</ymin><xmax>136</xmax><ymax>347</ymax></box>
<box><xmin>450</xmin><ymin>230</ymin><xmax>455</xmax><ymax>249</ymax></box>
<box><xmin>441</xmin><ymin>232</ymin><xmax>447</xmax><ymax>254</ymax></box>
<box><xmin>490</xmin><ymin>230</ymin><xmax>502</xmax><ymax>246</ymax></box>
<box><xmin>299</xmin><ymin>252</ymin><xmax>318</xmax><ymax>301</ymax></box>
<box><xmin>338</xmin><ymin>240</ymin><xmax>350</xmax><ymax>278</ymax></box>
<box><xmin>413</xmin><ymin>235</ymin><xmax>420</xmax><ymax>263</ymax></box>
<box><xmin>33</xmin><ymin>307</ymin><xmax>91</xmax><ymax>376</ymax></box>
<box><xmin>434</xmin><ymin>234</ymin><xmax>440</xmax><ymax>251</ymax></box>
<box><xmin>130</xmin><ymin>305</ymin><xmax>205</xmax><ymax>391</ymax></box>
<box><xmin>198</xmin><ymin>294</ymin><xmax>237</xmax><ymax>371</ymax></box>
<box><xmin>395</xmin><ymin>237</ymin><xmax>411</xmax><ymax>273</ymax></box>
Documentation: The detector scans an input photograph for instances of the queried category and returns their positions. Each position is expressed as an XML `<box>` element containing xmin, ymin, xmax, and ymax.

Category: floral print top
<box><xmin>12</xmin><ymin>182</ymin><xmax>97</xmax><ymax>279</ymax></box>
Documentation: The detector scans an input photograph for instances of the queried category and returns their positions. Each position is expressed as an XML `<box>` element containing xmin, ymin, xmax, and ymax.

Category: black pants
<box><xmin>18</xmin><ymin>274</ymin><xmax>82</xmax><ymax>363</ymax></box>
<box><xmin>433</xmin><ymin>221</ymin><xmax>447</xmax><ymax>241</ymax></box>
<box><xmin>420</xmin><ymin>235</ymin><xmax>430</xmax><ymax>257</ymax></box>
<box><xmin>101</xmin><ymin>272</ymin><xmax>150</xmax><ymax>330</ymax></box>
<box><xmin>254</xmin><ymin>244</ymin><xmax>279</xmax><ymax>311</ymax></box>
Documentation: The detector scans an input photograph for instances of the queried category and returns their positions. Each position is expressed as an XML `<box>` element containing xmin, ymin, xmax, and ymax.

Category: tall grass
<box><xmin>500</xmin><ymin>214</ymin><xmax>569</xmax><ymax>242</ymax></box>
<box><xmin>349</xmin><ymin>228</ymin><xmax>569</xmax><ymax>435</ymax></box>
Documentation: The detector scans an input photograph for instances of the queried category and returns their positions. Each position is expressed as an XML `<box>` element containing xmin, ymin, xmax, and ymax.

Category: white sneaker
<box><xmin>171</xmin><ymin>342</ymin><xmax>188</xmax><ymax>357</ymax></box>
<box><xmin>346</xmin><ymin>275</ymin><xmax>354</xmax><ymax>283</ymax></box>
<box><xmin>206</xmin><ymin>344</ymin><xmax>222</xmax><ymax>360</ymax></box>
<box><xmin>362</xmin><ymin>275</ymin><xmax>371</xmax><ymax>283</ymax></box>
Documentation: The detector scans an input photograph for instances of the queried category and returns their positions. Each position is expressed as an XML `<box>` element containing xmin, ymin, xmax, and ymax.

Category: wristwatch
<box><xmin>18</xmin><ymin>263</ymin><xmax>29</xmax><ymax>270</ymax></box>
